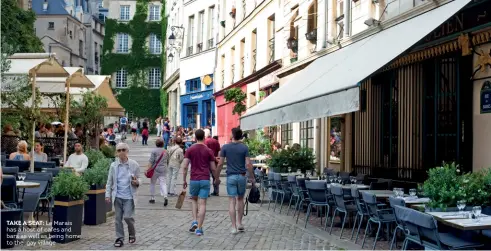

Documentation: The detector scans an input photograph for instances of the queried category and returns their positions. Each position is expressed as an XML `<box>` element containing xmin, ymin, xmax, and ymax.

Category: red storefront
<box><xmin>215</xmin><ymin>85</ymin><xmax>247</xmax><ymax>144</ymax></box>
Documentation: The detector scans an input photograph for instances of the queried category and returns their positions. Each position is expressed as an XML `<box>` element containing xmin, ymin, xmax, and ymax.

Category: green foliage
<box><xmin>116</xmin><ymin>86</ymin><xmax>162</xmax><ymax>119</ymax></box>
<box><xmin>50</xmin><ymin>171</ymin><xmax>89</xmax><ymax>201</ymax></box>
<box><xmin>244</xmin><ymin>130</ymin><xmax>272</xmax><ymax>156</ymax></box>
<box><xmin>424</xmin><ymin>162</ymin><xmax>491</xmax><ymax>209</ymax></box>
<box><xmin>224</xmin><ymin>88</ymin><xmax>247</xmax><ymax>116</ymax></box>
<box><xmin>100</xmin><ymin>145</ymin><xmax>116</xmax><ymax>158</ymax></box>
<box><xmin>93</xmin><ymin>158</ymin><xmax>112</xmax><ymax>172</ymax></box>
<box><xmin>83</xmin><ymin>164</ymin><xmax>109</xmax><ymax>186</ymax></box>
<box><xmin>85</xmin><ymin>149</ymin><xmax>106</xmax><ymax>168</ymax></box>
<box><xmin>160</xmin><ymin>88</ymin><xmax>168</xmax><ymax>117</ymax></box>
<box><xmin>267</xmin><ymin>147</ymin><xmax>316</xmax><ymax>174</ymax></box>
<box><xmin>1</xmin><ymin>0</ymin><xmax>44</xmax><ymax>53</ymax></box>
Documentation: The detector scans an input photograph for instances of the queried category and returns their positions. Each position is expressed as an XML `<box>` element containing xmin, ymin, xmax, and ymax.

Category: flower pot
<box><xmin>1</xmin><ymin>209</ymin><xmax>22</xmax><ymax>249</ymax></box>
<box><xmin>51</xmin><ymin>196</ymin><xmax>84</xmax><ymax>244</ymax></box>
<box><xmin>84</xmin><ymin>184</ymin><xmax>107</xmax><ymax>225</ymax></box>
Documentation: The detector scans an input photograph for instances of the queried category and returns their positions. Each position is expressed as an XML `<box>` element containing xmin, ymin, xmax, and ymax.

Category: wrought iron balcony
<box><xmin>186</xmin><ymin>46</ymin><xmax>193</xmax><ymax>56</ymax></box>
<box><xmin>252</xmin><ymin>49</ymin><xmax>257</xmax><ymax>73</ymax></box>
<box><xmin>207</xmin><ymin>38</ymin><xmax>214</xmax><ymax>49</ymax></box>
<box><xmin>221</xmin><ymin>69</ymin><xmax>225</xmax><ymax>88</ymax></box>
<box><xmin>231</xmin><ymin>64</ymin><xmax>235</xmax><ymax>84</ymax></box>
<box><xmin>240</xmin><ymin>56</ymin><xmax>245</xmax><ymax>78</ymax></box>
<box><xmin>269</xmin><ymin>37</ymin><xmax>275</xmax><ymax>63</ymax></box>
<box><xmin>305</xmin><ymin>29</ymin><xmax>317</xmax><ymax>42</ymax></box>
<box><xmin>197</xmin><ymin>42</ymin><xmax>203</xmax><ymax>53</ymax></box>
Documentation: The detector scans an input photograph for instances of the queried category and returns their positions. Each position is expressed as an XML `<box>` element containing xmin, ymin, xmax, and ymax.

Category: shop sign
<box><xmin>424</xmin><ymin>1</ymin><xmax>490</xmax><ymax>43</ymax></box>
<box><xmin>481</xmin><ymin>81</ymin><xmax>491</xmax><ymax>114</ymax></box>
<box><xmin>191</xmin><ymin>94</ymin><xmax>204</xmax><ymax>100</ymax></box>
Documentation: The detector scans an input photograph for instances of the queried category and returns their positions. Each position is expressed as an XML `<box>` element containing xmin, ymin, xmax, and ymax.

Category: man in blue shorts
<box><xmin>217</xmin><ymin>128</ymin><xmax>254</xmax><ymax>234</ymax></box>
<box><xmin>181</xmin><ymin>129</ymin><xmax>219</xmax><ymax>236</ymax></box>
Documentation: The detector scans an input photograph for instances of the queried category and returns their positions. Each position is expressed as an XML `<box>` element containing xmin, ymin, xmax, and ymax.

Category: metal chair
<box><xmin>286</xmin><ymin>175</ymin><xmax>300</xmax><ymax>216</ymax></box>
<box><xmin>389</xmin><ymin>196</ymin><xmax>406</xmax><ymax>250</ymax></box>
<box><xmin>304</xmin><ymin>180</ymin><xmax>330</xmax><ymax>228</ymax></box>
<box><xmin>266</xmin><ymin>172</ymin><xmax>275</xmax><ymax>209</ymax></box>
<box><xmin>356</xmin><ymin>174</ymin><xmax>367</xmax><ymax>184</ymax></box>
<box><xmin>351</xmin><ymin>187</ymin><xmax>370</xmax><ymax>243</ymax></box>
<box><xmin>25</xmin><ymin>173</ymin><xmax>52</xmax><ymax>222</ymax></box>
<box><xmin>329</xmin><ymin>185</ymin><xmax>357</xmax><ymax>238</ymax></box>
<box><xmin>361</xmin><ymin>191</ymin><xmax>396</xmax><ymax>250</ymax></box>
<box><xmin>369</xmin><ymin>181</ymin><xmax>389</xmax><ymax>190</ymax></box>
<box><xmin>393</xmin><ymin>205</ymin><xmax>483</xmax><ymax>250</ymax></box>
<box><xmin>273</xmin><ymin>173</ymin><xmax>286</xmax><ymax>212</ymax></box>
<box><xmin>33</xmin><ymin>161</ymin><xmax>56</xmax><ymax>171</ymax></box>
<box><xmin>259</xmin><ymin>171</ymin><xmax>271</xmax><ymax>206</ymax></box>
<box><xmin>5</xmin><ymin>160</ymin><xmax>30</xmax><ymax>172</ymax></box>
<box><xmin>1</xmin><ymin>176</ymin><xmax>19</xmax><ymax>208</ymax></box>
<box><xmin>42</xmin><ymin>167</ymin><xmax>61</xmax><ymax>177</ymax></box>
<box><xmin>2</xmin><ymin>166</ymin><xmax>19</xmax><ymax>180</ymax></box>
<box><xmin>294</xmin><ymin>178</ymin><xmax>310</xmax><ymax>223</ymax></box>
<box><xmin>22</xmin><ymin>192</ymin><xmax>41</xmax><ymax>221</ymax></box>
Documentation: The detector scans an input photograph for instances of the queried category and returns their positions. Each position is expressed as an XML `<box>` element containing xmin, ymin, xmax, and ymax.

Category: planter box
<box><xmin>84</xmin><ymin>184</ymin><xmax>107</xmax><ymax>225</ymax></box>
<box><xmin>1</xmin><ymin>209</ymin><xmax>22</xmax><ymax>249</ymax></box>
<box><xmin>51</xmin><ymin>196</ymin><xmax>84</xmax><ymax>244</ymax></box>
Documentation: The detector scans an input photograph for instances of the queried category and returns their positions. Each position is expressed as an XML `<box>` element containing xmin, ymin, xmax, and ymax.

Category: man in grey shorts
<box><xmin>105</xmin><ymin>143</ymin><xmax>140</xmax><ymax>248</ymax></box>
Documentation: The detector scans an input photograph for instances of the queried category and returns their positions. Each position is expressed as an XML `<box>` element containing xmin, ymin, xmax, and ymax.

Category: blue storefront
<box><xmin>180</xmin><ymin>75</ymin><xmax>215</xmax><ymax>129</ymax></box>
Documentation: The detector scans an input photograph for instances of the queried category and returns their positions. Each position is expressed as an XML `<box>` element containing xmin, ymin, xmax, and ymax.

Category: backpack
<box><xmin>244</xmin><ymin>185</ymin><xmax>261</xmax><ymax>216</ymax></box>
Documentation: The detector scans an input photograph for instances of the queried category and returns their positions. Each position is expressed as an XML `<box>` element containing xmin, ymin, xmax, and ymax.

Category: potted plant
<box><xmin>84</xmin><ymin>149</ymin><xmax>105</xmax><ymax>168</ymax></box>
<box><xmin>305</xmin><ymin>29</ymin><xmax>317</xmax><ymax>42</ymax></box>
<box><xmin>83</xmin><ymin>164</ymin><xmax>109</xmax><ymax>225</ymax></box>
<box><xmin>286</xmin><ymin>37</ymin><xmax>298</xmax><ymax>50</ymax></box>
<box><xmin>50</xmin><ymin>171</ymin><xmax>89</xmax><ymax>243</ymax></box>
<box><xmin>92</xmin><ymin>158</ymin><xmax>113</xmax><ymax>213</ymax></box>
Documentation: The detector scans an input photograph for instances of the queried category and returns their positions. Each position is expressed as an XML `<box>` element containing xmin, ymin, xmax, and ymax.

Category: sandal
<box><xmin>129</xmin><ymin>236</ymin><xmax>136</xmax><ymax>244</ymax></box>
<box><xmin>114</xmin><ymin>238</ymin><xmax>124</xmax><ymax>248</ymax></box>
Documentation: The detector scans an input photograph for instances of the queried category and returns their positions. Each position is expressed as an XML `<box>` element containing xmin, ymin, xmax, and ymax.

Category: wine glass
<box><xmin>337</xmin><ymin>176</ymin><xmax>342</xmax><ymax>184</ymax></box>
<box><xmin>19</xmin><ymin>173</ymin><xmax>26</xmax><ymax>181</ymax></box>
<box><xmin>393</xmin><ymin>188</ymin><xmax>399</xmax><ymax>197</ymax></box>
<box><xmin>288</xmin><ymin>167</ymin><xmax>292</xmax><ymax>174</ymax></box>
<box><xmin>296</xmin><ymin>169</ymin><xmax>302</xmax><ymax>176</ymax></box>
<box><xmin>457</xmin><ymin>200</ymin><xmax>466</xmax><ymax>216</ymax></box>
<box><xmin>472</xmin><ymin>206</ymin><xmax>482</xmax><ymax>222</ymax></box>
<box><xmin>409</xmin><ymin>189</ymin><xmax>417</xmax><ymax>197</ymax></box>
<box><xmin>350</xmin><ymin>176</ymin><xmax>356</xmax><ymax>185</ymax></box>
<box><xmin>398</xmin><ymin>188</ymin><xmax>404</xmax><ymax>198</ymax></box>
<box><xmin>329</xmin><ymin>176</ymin><xmax>334</xmax><ymax>183</ymax></box>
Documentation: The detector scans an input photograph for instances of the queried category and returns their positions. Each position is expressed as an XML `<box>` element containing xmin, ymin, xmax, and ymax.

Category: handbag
<box><xmin>145</xmin><ymin>150</ymin><xmax>166</xmax><ymax>178</ymax></box>
<box><xmin>244</xmin><ymin>184</ymin><xmax>260</xmax><ymax>216</ymax></box>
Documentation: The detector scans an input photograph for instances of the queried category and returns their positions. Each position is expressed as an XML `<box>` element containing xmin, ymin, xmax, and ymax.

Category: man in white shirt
<box><xmin>65</xmin><ymin>143</ymin><xmax>89</xmax><ymax>174</ymax></box>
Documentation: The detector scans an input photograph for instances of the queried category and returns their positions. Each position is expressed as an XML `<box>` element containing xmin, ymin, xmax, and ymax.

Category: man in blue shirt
<box><xmin>120</xmin><ymin>116</ymin><xmax>128</xmax><ymax>134</ymax></box>
<box><xmin>217</xmin><ymin>128</ymin><xmax>254</xmax><ymax>234</ymax></box>
<box><xmin>162</xmin><ymin>117</ymin><xmax>171</xmax><ymax>149</ymax></box>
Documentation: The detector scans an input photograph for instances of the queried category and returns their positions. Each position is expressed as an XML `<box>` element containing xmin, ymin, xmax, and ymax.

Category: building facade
<box><xmin>239</xmin><ymin>0</ymin><xmax>491</xmax><ymax>180</ymax></box>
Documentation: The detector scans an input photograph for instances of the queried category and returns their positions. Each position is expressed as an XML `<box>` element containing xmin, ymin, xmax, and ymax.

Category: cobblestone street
<box><xmin>15</xmin><ymin>137</ymin><xmax>360</xmax><ymax>250</ymax></box>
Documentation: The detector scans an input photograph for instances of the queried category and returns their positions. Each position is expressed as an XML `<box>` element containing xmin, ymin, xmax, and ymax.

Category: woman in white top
<box><xmin>31</xmin><ymin>141</ymin><xmax>48</xmax><ymax>162</ymax></box>
<box><xmin>130</xmin><ymin>121</ymin><xmax>138</xmax><ymax>142</ymax></box>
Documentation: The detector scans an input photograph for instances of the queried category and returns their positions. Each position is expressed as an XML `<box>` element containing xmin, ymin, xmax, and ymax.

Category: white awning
<box><xmin>240</xmin><ymin>0</ymin><xmax>471</xmax><ymax>130</ymax></box>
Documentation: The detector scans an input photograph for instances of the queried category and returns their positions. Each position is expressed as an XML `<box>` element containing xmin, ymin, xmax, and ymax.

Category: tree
<box><xmin>71</xmin><ymin>91</ymin><xmax>108</xmax><ymax>150</ymax></box>
<box><xmin>1</xmin><ymin>0</ymin><xmax>44</xmax><ymax>53</ymax></box>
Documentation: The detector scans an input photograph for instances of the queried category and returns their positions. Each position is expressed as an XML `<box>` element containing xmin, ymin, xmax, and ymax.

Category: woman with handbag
<box><xmin>146</xmin><ymin>139</ymin><xmax>169</xmax><ymax>206</ymax></box>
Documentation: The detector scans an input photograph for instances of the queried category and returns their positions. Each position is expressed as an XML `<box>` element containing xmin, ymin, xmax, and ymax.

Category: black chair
<box><xmin>329</xmin><ymin>185</ymin><xmax>357</xmax><ymax>238</ymax></box>
<box><xmin>279</xmin><ymin>175</ymin><xmax>292</xmax><ymax>214</ymax></box>
<box><xmin>22</xmin><ymin>192</ymin><xmax>41</xmax><ymax>221</ymax></box>
<box><xmin>356</xmin><ymin>174</ymin><xmax>367</xmax><ymax>184</ymax></box>
<box><xmin>295</xmin><ymin>178</ymin><xmax>310</xmax><ymax>223</ymax></box>
<box><xmin>33</xmin><ymin>161</ymin><xmax>56</xmax><ymax>171</ymax></box>
<box><xmin>1</xmin><ymin>209</ymin><xmax>23</xmax><ymax>249</ymax></box>
<box><xmin>351</xmin><ymin>187</ymin><xmax>370</xmax><ymax>243</ymax></box>
<box><xmin>273</xmin><ymin>173</ymin><xmax>286</xmax><ymax>212</ymax></box>
<box><xmin>393</xmin><ymin>205</ymin><xmax>483</xmax><ymax>250</ymax></box>
<box><xmin>370</xmin><ymin>181</ymin><xmax>389</xmax><ymax>190</ymax></box>
<box><xmin>304</xmin><ymin>181</ymin><xmax>330</xmax><ymax>228</ymax></box>
<box><xmin>42</xmin><ymin>167</ymin><xmax>61</xmax><ymax>177</ymax></box>
<box><xmin>5</xmin><ymin>160</ymin><xmax>30</xmax><ymax>172</ymax></box>
<box><xmin>0</xmin><ymin>154</ymin><xmax>6</xmax><ymax>166</ymax></box>
<box><xmin>25</xmin><ymin>173</ymin><xmax>52</xmax><ymax>221</ymax></box>
<box><xmin>361</xmin><ymin>191</ymin><xmax>396</xmax><ymax>250</ymax></box>
<box><xmin>2</xmin><ymin>166</ymin><xmax>19</xmax><ymax>180</ymax></box>
<box><xmin>287</xmin><ymin>175</ymin><xmax>300</xmax><ymax>216</ymax></box>
<box><xmin>338</xmin><ymin>172</ymin><xmax>350</xmax><ymax>184</ymax></box>
<box><xmin>378</xmin><ymin>178</ymin><xmax>392</xmax><ymax>190</ymax></box>
<box><xmin>388</xmin><ymin>196</ymin><xmax>406</xmax><ymax>250</ymax></box>
<box><xmin>1</xmin><ymin>176</ymin><xmax>19</xmax><ymax>208</ymax></box>
<box><xmin>266</xmin><ymin>172</ymin><xmax>275</xmax><ymax>209</ymax></box>
<box><xmin>324</xmin><ymin>168</ymin><xmax>337</xmax><ymax>177</ymax></box>
<box><xmin>47</xmin><ymin>157</ymin><xmax>60</xmax><ymax>166</ymax></box>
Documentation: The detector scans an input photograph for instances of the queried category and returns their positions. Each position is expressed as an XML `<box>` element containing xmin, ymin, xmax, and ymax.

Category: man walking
<box><xmin>204</xmin><ymin>129</ymin><xmax>221</xmax><ymax>196</ymax></box>
<box><xmin>167</xmin><ymin>137</ymin><xmax>184</xmax><ymax>196</ymax></box>
<box><xmin>217</xmin><ymin>128</ymin><xmax>254</xmax><ymax>234</ymax></box>
<box><xmin>155</xmin><ymin>116</ymin><xmax>162</xmax><ymax>137</ymax></box>
<box><xmin>162</xmin><ymin>117</ymin><xmax>171</xmax><ymax>149</ymax></box>
<box><xmin>120</xmin><ymin>116</ymin><xmax>128</xmax><ymax>135</ymax></box>
<box><xmin>105</xmin><ymin>143</ymin><xmax>140</xmax><ymax>247</ymax></box>
<box><xmin>64</xmin><ymin>143</ymin><xmax>88</xmax><ymax>175</ymax></box>
<box><xmin>181</xmin><ymin>129</ymin><xmax>219</xmax><ymax>236</ymax></box>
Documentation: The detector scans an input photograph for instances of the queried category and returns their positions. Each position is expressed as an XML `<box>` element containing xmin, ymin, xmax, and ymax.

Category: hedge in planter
<box><xmin>93</xmin><ymin>158</ymin><xmax>113</xmax><ymax>212</ymax></box>
<box><xmin>50</xmin><ymin>171</ymin><xmax>89</xmax><ymax>244</ymax></box>
<box><xmin>83</xmin><ymin>164</ymin><xmax>109</xmax><ymax>225</ymax></box>
<box><xmin>85</xmin><ymin>149</ymin><xmax>105</xmax><ymax>168</ymax></box>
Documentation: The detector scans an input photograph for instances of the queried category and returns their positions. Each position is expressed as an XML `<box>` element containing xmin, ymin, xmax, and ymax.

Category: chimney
<box><xmin>43</xmin><ymin>0</ymin><xmax>48</xmax><ymax>11</ymax></box>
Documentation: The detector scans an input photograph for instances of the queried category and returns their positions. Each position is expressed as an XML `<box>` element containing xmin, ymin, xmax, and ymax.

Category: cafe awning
<box><xmin>86</xmin><ymin>75</ymin><xmax>125</xmax><ymax>117</ymax></box>
<box><xmin>240</xmin><ymin>0</ymin><xmax>471</xmax><ymax>130</ymax></box>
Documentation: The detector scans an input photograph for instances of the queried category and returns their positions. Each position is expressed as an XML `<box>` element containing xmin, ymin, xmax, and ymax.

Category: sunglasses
<box><xmin>117</xmin><ymin>149</ymin><xmax>127</xmax><ymax>152</ymax></box>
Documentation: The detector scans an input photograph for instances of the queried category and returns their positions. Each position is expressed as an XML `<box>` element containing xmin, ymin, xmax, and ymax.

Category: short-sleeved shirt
<box><xmin>120</xmin><ymin>117</ymin><xmax>128</xmax><ymax>125</ymax></box>
<box><xmin>220</xmin><ymin>142</ymin><xmax>249</xmax><ymax>176</ymax></box>
<box><xmin>185</xmin><ymin>144</ymin><xmax>215</xmax><ymax>181</ymax></box>
<box><xmin>163</xmin><ymin>122</ymin><xmax>170</xmax><ymax>136</ymax></box>
<box><xmin>204</xmin><ymin>137</ymin><xmax>220</xmax><ymax>158</ymax></box>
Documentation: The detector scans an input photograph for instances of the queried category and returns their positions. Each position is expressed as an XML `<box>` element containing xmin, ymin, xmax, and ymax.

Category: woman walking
<box><xmin>148</xmin><ymin>139</ymin><xmax>169</xmax><ymax>206</ymax></box>
<box><xmin>141</xmin><ymin>125</ymin><xmax>149</xmax><ymax>146</ymax></box>
<box><xmin>166</xmin><ymin>137</ymin><xmax>184</xmax><ymax>196</ymax></box>
<box><xmin>130</xmin><ymin>120</ymin><xmax>138</xmax><ymax>142</ymax></box>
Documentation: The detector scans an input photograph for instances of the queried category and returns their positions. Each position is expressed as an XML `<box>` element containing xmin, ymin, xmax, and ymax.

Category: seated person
<box><xmin>9</xmin><ymin>141</ymin><xmax>31</xmax><ymax>161</ymax></box>
<box><xmin>64</xmin><ymin>143</ymin><xmax>88</xmax><ymax>174</ymax></box>
<box><xmin>31</xmin><ymin>141</ymin><xmax>48</xmax><ymax>162</ymax></box>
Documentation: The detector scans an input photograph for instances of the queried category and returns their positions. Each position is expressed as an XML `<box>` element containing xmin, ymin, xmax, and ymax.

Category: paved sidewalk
<box><xmin>13</xmin><ymin>136</ymin><xmax>362</xmax><ymax>250</ymax></box>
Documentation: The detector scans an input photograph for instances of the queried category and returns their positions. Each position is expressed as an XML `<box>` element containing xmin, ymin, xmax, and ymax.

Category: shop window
<box><xmin>330</xmin><ymin>117</ymin><xmax>342</xmax><ymax>162</ymax></box>
<box><xmin>186</xmin><ymin>77</ymin><xmax>201</xmax><ymax>93</ymax></box>
<box><xmin>300</xmin><ymin>120</ymin><xmax>314</xmax><ymax>149</ymax></box>
<box><xmin>281</xmin><ymin>123</ymin><xmax>293</xmax><ymax>147</ymax></box>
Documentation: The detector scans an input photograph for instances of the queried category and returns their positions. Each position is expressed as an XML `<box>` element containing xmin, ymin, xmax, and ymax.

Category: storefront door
<box><xmin>184</xmin><ymin>103</ymin><xmax>198</xmax><ymax>129</ymax></box>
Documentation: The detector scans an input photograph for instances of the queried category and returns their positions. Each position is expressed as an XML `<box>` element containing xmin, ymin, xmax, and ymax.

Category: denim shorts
<box><xmin>189</xmin><ymin>180</ymin><xmax>210</xmax><ymax>199</ymax></box>
<box><xmin>227</xmin><ymin>174</ymin><xmax>247</xmax><ymax>197</ymax></box>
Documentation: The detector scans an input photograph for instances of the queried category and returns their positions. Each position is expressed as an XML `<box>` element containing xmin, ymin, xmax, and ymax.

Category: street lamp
<box><xmin>168</xmin><ymin>52</ymin><xmax>174</xmax><ymax>62</ymax></box>
<box><xmin>168</xmin><ymin>32</ymin><xmax>176</xmax><ymax>46</ymax></box>
<box><xmin>166</xmin><ymin>25</ymin><xmax>185</xmax><ymax>63</ymax></box>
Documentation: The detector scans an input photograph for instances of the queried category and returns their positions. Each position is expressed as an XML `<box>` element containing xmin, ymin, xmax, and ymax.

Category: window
<box><xmin>208</xmin><ymin>6</ymin><xmax>215</xmax><ymax>48</ymax></box>
<box><xmin>186</xmin><ymin>78</ymin><xmax>201</xmax><ymax>93</ymax></box>
<box><xmin>115</xmin><ymin>69</ymin><xmax>128</xmax><ymax>88</ymax></box>
<box><xmin>198</xmin><ymin>11</ymin><xmax>204</xmax><ymax>43</ymax></box>
<box><xmin>188</xmin><ymin>15</ymin><xmax>195</xmax><ymax>47</ymax></box>
<box><xmin>94</xmin><ymin>42</ymin><xmax>99</xmax><ymax>64</ymax></box>
<box><xmin>149</xmin><ymin>34</ymin><xmax>161</xmax><ymax>54</ymax></box>
<box><xmin>281</xmin><ymin>123</ymin><xmax>293</xmax><ymax>147</ymax></box>
<box><xmin>79</xmin><ymin>40</ymin><xmax>83</xmax><ymax>57</ymax></box>
<box><xmin>330</xmin><ymin>117</ymin><xmax>342</xmax><ymax>162</ymax></box>
<box><xmin>149</xmin><ymin>5</ymin><xmax>160</xmax><ymax>21</ymax></box>
<box><xmin>48</xmin><ymin>22</ymin><xmax>54</xmax><ymax>29</ymax></box>
<box><xmin>307</xmin><ymin>0</ymin><xmax>317</xmax><ymax>32</ymax></box>
<box><xmin>117</xmin><ymin>33</ymin><xmax>129</xmax><ymax>53</ymax></box>
<box><xmin>98</xmin><ymin>0</ymin><xmax>103</xmax><ymax>8</ymax></box>
<box><xmin>148</xmin><ymin>68</ymin><xmax>161</xmax><ymax>88</ymax></box>
<box><xmin>120</xmin><ymin>5</ymin><xmax>130</xmax><ymax>21</ymax></box>
<box><xmin>300</xmin><ymin>120</ymin><xmax>314</xmax><ymax>149</ymax></box>
<box><xmin>99</xmin><ymin>45</ymin><xmax>103</xmax><ymax>63</ymax></box>
<box><xmin>336</xmin><ymin>0</ymin><xmax>344</xmax><ymax>39</ymax></box>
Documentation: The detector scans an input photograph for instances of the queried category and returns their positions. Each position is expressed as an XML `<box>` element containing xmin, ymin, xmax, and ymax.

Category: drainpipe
<box><xmin>343</xmin><ymin>0</ymin><xmax>350</xmax><ymax>38</ymax></box>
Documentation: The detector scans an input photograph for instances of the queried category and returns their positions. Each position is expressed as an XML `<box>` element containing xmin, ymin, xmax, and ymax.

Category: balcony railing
<box><xmin>207</xmin><ymin>38</ymin><xmax>214</xmax><ymax>49</ymax></box>
<box><xmin>221</xmin><ymin>69</ymin><xmax>225</xmax><ymax>88</ymax></box>
<box><xmin>268</xmin><ymin>37</ymin><xmax>275</xmax><ymax>63</ymax></box>
<box><xmin>186</xmin><ymin>46</ymin><xmax>193</xmax><ymax>56</ymax></box>
<box><xmin>252</xmin><ymin>49</ymin><xmax>257</xmax><ymax>73</ymax></box>
<box><xmin>197</xmin><ymin>42</ymin><xmax>203</xmax><ymax>53</ymax></box>
<box><xmin>231</xmin><ymin>64</ymin><xmax>235</xmax><ymax>84</ymax></box>
<box><xmin>240</xmin><ymin>56</ymin><xmax>245</xmax><ymax>78</ymax></box>
<box><xmin>242</xmin><ymin>0</ymin><xmax>246</xmax><ymax>19</ymax></box>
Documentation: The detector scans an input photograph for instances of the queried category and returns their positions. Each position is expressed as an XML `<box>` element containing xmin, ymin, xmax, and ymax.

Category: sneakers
<box><xmin>149</xmin><ymin>197</ymin><xmax>155</xmax><ymax>204</ymax></box>
<box><xmin>238</xmin><ymin>225</ymin><xmax>245</xmax><ymax>232</ymax></box>
<box><xmin>189</xmin><ymin>221</ymin><xmax>198</xmax><ymax>232</ymax></box>
<box><xmin>195</xmin><ymin>228</ymin><xmax>204</xmax><ymax>236</ymax></box>
<box><xmin>231</xmin><ymin>228</ymin><xmax>238</xmax><ymax>235</ymax></box>
<box><xmin>164</xmin><ymin>198</ymin><xmax>168</xmax><ymax>207</ymax></box>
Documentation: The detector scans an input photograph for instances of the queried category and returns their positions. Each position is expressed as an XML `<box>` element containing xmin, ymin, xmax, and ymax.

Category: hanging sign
<box><xmin>481</xmin><ymin>81</ymin><xmax>491</xmax><ymax>114</ymax></box>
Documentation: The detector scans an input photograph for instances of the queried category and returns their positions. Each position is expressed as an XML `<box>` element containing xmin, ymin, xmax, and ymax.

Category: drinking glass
<box><xmin>409</xmin><ymin>189</ymin><xmax>417</xmax><ymax>197</ymax></box>
<box><xmin>457</xmin><ymin>200</ymin><xmax>466</xmax><ymax>215</ymax></box>
<box><xmin>297</xmin><ymin>169</ymin><xmax>302</xmax><ymax>176</ymax></box>
<box><xmin>393</xmin><ymin>188</ymin><xmax>399</xmax><ymax>197</ymax></box>
<box><xmin>399</xmin><ymin>188</ymin><xmax>405</xmax><ymax>197</ymax></box>
<box><xmin>337</xmin><ymin>176</ymin><xmax>342</xmax><ymax>184</ymax></box>
<box><xmin>288</xmin><ymin>167</ymin><xmax>292</xmax><ymax>174</ymax></box>
<box><xmin>472</xmin><ymin>206</ymin><xmax>482</xmax><ymax>222</ymax></box>
<box><xmin>329</xmin><ymin>176</ymin><xmax>334</xmax><ymax>183</ymax></box>
<box><xmin>350</xmin><ymin>176</ymin><xmax>356</xmax><ymax>184</ymax></box>
<box><xmin>19</xmin><ymin>173</ymin><xmax>26</xmax><ymax>181</ymax></box>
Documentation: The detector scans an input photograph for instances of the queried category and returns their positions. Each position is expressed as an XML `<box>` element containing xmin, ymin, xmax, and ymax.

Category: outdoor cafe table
<box><xmin>365</xmin><ymin>190</ymin><xmax>396</xmax><ymax>198</ymax></box>
<box><xmin>427</xmin><ymin>211</ymin><xmax>491</xmax><ymax>231</ymax></box>
<box><xmin>326</xmin><ymin>184</ymin><xmax>370</xmax><ymax>190</ymax></box>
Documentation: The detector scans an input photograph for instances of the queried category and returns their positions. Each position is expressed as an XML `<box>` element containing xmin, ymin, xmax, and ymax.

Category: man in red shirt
<box><xmin>204</xmin><ymin>129</ymin><xmax>221</xmax><ymax>196</ymax></box>
<box><xmin>181</xmin><ymin>129</ymin><xmax>219</xmax><ymax>236</ymax></box>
